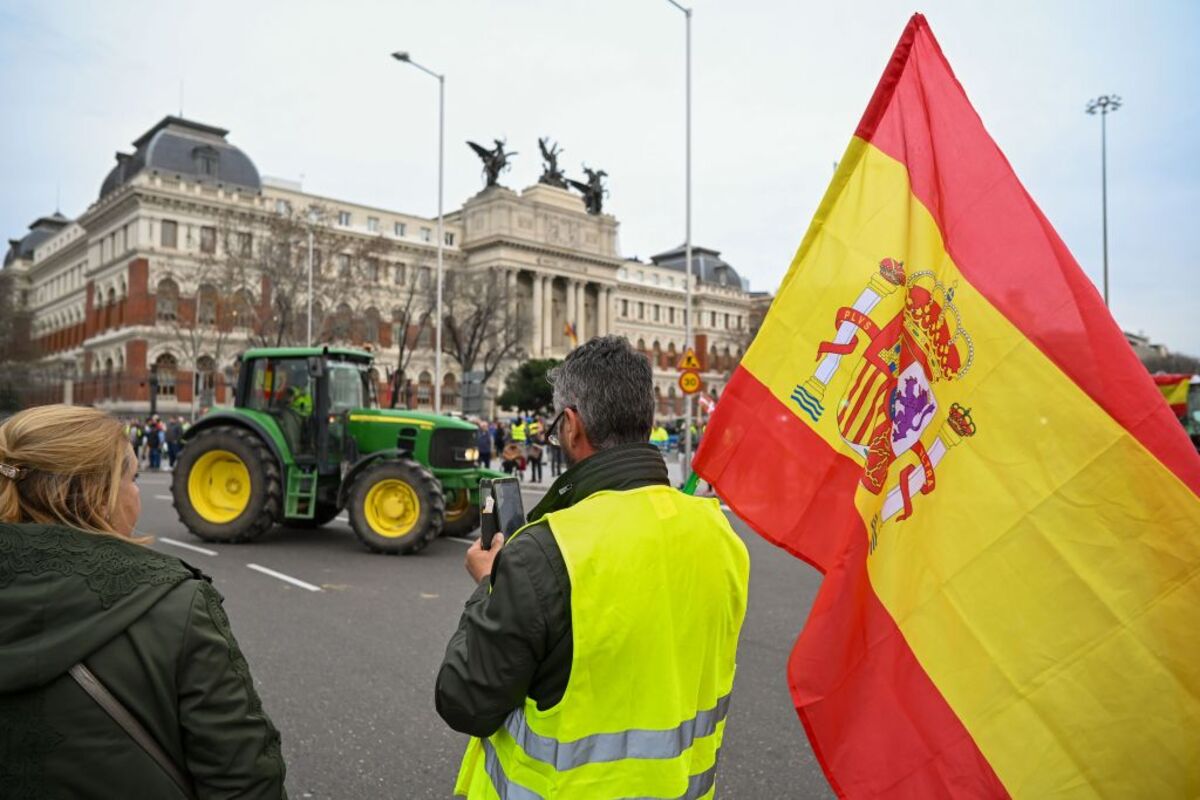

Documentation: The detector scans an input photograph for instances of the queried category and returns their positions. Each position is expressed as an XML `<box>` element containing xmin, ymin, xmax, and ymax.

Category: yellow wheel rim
<box><xmin>445</xmin><ymin>488</ymin><xmax>470</xmax><ymax>522</ymax></box>
<box><xmin>364</xmin><ymin>479</ymin><xmax>420</xmax><ymax>538</ymax></box>
<box><xmin>188</xmin><ymin>449</ymin><xmax>251</xmax><ymax>523</ymax></box>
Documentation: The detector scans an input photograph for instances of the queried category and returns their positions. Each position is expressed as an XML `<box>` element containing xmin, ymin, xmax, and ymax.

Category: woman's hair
<box><xmin>0</xmin><ymin>404</ymin><xmax>133</xmax><ymax>536</ymax></box>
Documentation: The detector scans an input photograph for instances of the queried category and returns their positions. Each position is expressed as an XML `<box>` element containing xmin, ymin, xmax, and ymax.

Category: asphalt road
<box><xmin>136</xmin><ymin>469</ymin><xmax>834</xmax><ymax>799</ymax></box>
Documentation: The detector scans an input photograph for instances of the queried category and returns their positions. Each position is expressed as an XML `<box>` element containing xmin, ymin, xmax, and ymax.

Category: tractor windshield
<box><xmin>328</xmin><ymin>361</ymin><xmax>377</xmax><ymax>412</ymax></box>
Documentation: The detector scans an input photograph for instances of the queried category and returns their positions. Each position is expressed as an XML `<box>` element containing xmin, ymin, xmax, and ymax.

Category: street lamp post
<box><xmin>393</xmin><ymin>51</ymin><xmax>445</xmax><ymax>414</ymax></box>
<box><xmin>665</xmin><ymin>0</ymin><xmax>693</xmax><ymax>479</ymax></box>
<box><xmin>1086</xmin><ymin>94</ymin><xmax>1121</xmax><ymax>307</ymax></box>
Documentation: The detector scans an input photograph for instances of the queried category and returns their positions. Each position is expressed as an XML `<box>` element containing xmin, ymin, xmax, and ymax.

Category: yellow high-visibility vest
<box><xmin>528</xmin><ymin>420</ymin><xmax>542</xmax><ymax>436</ymax></box>
<box><xmin>511</xmin><ymin>423</ymin><xmax>527</xmax><ymax>442</ymax></box>
<box><xmin>454</xmin><ymin>485</ymin><xmax>750</xmax><ymax>799</ymax></box>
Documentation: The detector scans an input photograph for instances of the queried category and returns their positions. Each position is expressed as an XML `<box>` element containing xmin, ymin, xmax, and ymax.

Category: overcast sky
<box><xmin>2</xmin><ymin>0</ymin><xmax>1197</xmax><ymax>354</ymax></box>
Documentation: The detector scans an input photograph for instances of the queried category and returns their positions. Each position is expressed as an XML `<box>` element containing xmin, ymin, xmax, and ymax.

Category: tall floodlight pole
<box><xmin>1086</xmin><ymin>94</ymin><xmax>1121</xmax><ymax>307</ymax></box>
<box><xmin>393</xmin><ymin>51</ymin><xmax>446</xmax><ymax>414</ymax></box>
<box><xmin>306</xmin><ymin>225</ymin><xmax>314</xmax><ymax>347</ymax></box>
<box><xmin>666</xmin><ymin>0</ymin><xmax>693</xmax><ymax>478</ymax></box>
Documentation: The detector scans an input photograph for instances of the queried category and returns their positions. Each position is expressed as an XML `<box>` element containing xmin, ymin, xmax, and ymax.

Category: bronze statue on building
<box><xmin>537</xmin><ymin>137</ymin><xmax>568</xmax><ymax>189</ymax></box>
<box><xmin>466</xmin><ymin>138</ymin><xmax>517</xmax><ymax>188</ymax></box>
<box><xmin>567</xmin><ymin>165</ymin><xmax>608</xmax><ymax>215</ymax></box>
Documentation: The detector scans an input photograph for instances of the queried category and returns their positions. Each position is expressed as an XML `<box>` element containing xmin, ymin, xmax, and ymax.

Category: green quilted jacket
<box><xmin>0</xmin><ymin>523</ymin><xmax>287</xmax><ymax>799</ymax></box>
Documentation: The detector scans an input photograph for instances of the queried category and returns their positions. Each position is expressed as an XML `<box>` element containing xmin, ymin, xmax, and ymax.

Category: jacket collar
<box><xmin>527</xmin><ymin>443</ymin><xmax>670</xmax><ymax>523</ymax></box>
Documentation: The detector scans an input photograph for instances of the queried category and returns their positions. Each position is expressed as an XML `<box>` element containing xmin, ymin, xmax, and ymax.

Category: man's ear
<box><xmin>565</xmin><ymin>407</ymin><xmax>589</xmax><ymax>449</ymax></box>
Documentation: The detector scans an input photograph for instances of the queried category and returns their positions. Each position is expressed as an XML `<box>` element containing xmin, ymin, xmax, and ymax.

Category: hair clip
<box><xmin>0</xmin><ymin>463</ymin><xmax>27</xmax><ymax>481</ymax></box>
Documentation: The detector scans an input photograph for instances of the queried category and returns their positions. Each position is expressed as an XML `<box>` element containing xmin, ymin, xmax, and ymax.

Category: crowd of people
<box><xmin>472</xmin><ymin>415</ymin><xmax>704</xmax><ymax>484</ymax></box>
<box><xmin>123</xmin><ymin>415</ymin><xmax>190</xmax><ymax>470</ymax></box>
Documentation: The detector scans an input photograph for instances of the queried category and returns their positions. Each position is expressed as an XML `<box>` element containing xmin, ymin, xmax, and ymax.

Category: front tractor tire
<box><xmin>348</xmin><ymin>460</ymin><xmax>444</xmax><ymax>555</ymax></box>
<box><xmin>441</xmin><ymin>487</ymin><xmax>481</xmax><ymax>538</ymax></box>
<box><xmin>172</xmin><ymin>426</ymin><xmax>281</xmax><ymax>544</ymax></box>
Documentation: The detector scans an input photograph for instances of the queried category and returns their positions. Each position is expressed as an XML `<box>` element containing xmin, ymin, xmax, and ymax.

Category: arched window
<box><xmin>442</xmin><ymin>373</ymin><xmax>459</xmax><ymax>410</ymax></box>
<box><xmin>333</xmin><ymin>303</ymin><xmax>353</xmax><ymax>341</ymax></box>
<box><xmin>709</xmin><ymin>344</ymin><xmax>719</xmax><ymax>371</ymax></box>
<box><xmin>416</xmin><ymin>370</ymin><xmax>433</xmax><ymax>407</ymax></box>
<box><xmin>196</xmin><ymin>355</ymin><xmax>216</xmax><ymax>406</ymax></box>
<box><xmin>231</xmin><ymin>288</ymin><xmax>254</xmax><ymax>329</ymax></box>
<box><xmin>155</xmin><ymin>353</ymin><xmax>177</xmax><ymax>398</ymax></box>
<box><xmin>103</xmin><ymin>357</ymin><xmax>114</xmax><ymax>399</ymax></box>
<box><xmin>364</xmin><ymin>307</ymin><xmax>381</xmax><ymax>344</ymax></box>
<box><xmin>156</xmin><ymin>278</ymin><xmax>178</xmax><ymax>323</ymax></box>
<box><xmin>197</xmin><ymin>284</ymin><xmax>218</xmax><ymax>326</ymax></box>
<box><xmin>652</xmin><ymin>340</ymin><xmax>662</xmax><ymax>369</ymax></box>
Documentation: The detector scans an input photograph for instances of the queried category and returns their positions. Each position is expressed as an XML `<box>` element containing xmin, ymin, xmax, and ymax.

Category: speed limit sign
<box><xmin>678</xmin><ymin>371</ymin><xmax>702</xmax><ymax>394</ymax></box>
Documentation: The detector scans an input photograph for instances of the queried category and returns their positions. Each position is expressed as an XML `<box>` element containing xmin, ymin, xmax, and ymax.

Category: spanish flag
<box><xmin>1152</xmin><ymin>373</ymin><xmax>1192</xmax><ymax>418</ymax></box>
<box><xmin>695</xmin><ymin>15</ymin><xmax>1200</xmax><ymax>798</ymax></box>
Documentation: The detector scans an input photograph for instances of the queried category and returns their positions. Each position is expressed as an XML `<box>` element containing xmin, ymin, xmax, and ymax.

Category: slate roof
<box><xmin>98</xmin><ymin>115</ymin><xmax>261</xmax><ymax>200</ymax></box>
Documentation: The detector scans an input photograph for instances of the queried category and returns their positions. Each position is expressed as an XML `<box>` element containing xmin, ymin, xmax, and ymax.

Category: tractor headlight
<box><xmin>462</xmin><ymin>448</ymin><xmax>479</xmax><ymax>462</ymax></box>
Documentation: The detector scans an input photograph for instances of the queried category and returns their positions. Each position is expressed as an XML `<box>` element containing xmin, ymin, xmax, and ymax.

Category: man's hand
<box><xmin>466</xmin><ymin>533</ymin><xmax>504</xmax><ymax>584</ymax></box>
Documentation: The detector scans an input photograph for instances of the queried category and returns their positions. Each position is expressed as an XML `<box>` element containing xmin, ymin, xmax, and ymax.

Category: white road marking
<box><xmin>154</xmin><ymin>494</ymin><xmax>172</xmax><ymax>500</ymax></box>
<box><xmin>159</xmin><ymin>538</ymin><xmax>218</xmax><ymax>556</ymax></box>
<box><xmin>247</xmin><ymin>563</ymin><xmax>323</xmax><ymax>592</ymax></box>
<box><xmin>446</xmin><ymin>536</ymin><xmax>476</xmax><ymax>545</ymax></box>
<box><xmin>721</xmin><ymin>504</ymin><xmax>731</xmax><ymax>512</ymax></box>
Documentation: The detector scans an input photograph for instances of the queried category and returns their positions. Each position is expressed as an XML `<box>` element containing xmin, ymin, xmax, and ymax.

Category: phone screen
<box><xmin>491</xmin><ymin>477</ymin><xmax>526</xmax><ymax>540</ymax></box>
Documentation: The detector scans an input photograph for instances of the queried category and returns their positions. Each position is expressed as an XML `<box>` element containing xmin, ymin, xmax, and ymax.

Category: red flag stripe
<box><xmin>857</xmin><ymin>14</ymin><xmax>1200</xmax><ymax>496</ymax></box>
<box><xmin>695</xmin><ymin>367</ymin><xmax>1008</xmax><ymax>797</ymax></box>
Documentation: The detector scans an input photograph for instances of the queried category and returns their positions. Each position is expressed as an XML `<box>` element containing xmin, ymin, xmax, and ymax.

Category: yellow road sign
<box><xmin>677</xmin><ymin>347</ymin><xmax>702</xmax><ymax>371</ymax></box>
<box><xmin>678</xmin><ymin>371</ymin><xmax>702</xmax><ymax>394</ymax></box>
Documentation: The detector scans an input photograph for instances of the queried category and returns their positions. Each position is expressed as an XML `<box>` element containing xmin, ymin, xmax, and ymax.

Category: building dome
<box><xmin>98</xmin><ymin>115</ymin><xmax>261</xmax><ymax>200</ymax></box>
<box><xmin>649</xmin><ymin>244</ymin><xmax>747</xmax><ymax>290</ymax></box>
<box><xmin>4</xmin><ymin>212</ymin><xmax>69</xmax><ymax>267</ymax></box>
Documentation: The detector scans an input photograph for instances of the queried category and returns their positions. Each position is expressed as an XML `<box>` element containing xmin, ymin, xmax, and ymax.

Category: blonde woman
<box><xmin>0</xmin><ymin>405</ymin><xmax>286</xmax><ymax>799</ymax></box>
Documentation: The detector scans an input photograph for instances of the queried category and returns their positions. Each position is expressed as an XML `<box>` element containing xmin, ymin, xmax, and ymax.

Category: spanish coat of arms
<box><xmin>791</xmin><ymin>258</ymin><xmax>978</xmax><ymax>545</ymax></box>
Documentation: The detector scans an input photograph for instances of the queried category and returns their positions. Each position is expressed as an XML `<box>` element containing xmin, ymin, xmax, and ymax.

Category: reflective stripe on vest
<box><xmin>456</xmin><ymin>485</ymin><xmax>749</xmax><ymax>799</ymax></box>
<box><xmin>482</xmin><ymin>737</ymin><xmax>721</xmax><ymax>800</ymax></box>
<box><xmin>502</xmin><ymin>693</ymin><xmax>731</xmax><ymax>771</ymax></box>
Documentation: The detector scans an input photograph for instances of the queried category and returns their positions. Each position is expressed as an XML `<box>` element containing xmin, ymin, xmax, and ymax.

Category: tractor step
<box><xmin>285</xmin><ymin>466</ymin><xmax>319</xmax><ymax>519</ymax></box>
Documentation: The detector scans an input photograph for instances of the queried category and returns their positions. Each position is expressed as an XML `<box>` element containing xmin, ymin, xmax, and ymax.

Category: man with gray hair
<box><xmin>436</xmin><ymin>335</ymin><xmax>750</xmax><ymax>799</ymax></box>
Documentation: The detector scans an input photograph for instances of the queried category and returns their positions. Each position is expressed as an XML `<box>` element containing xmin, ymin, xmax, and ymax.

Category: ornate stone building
<box><xmin>3</xmin><ymin>115</ymin><xmax>763</xmax><ymax>418</ymax></box>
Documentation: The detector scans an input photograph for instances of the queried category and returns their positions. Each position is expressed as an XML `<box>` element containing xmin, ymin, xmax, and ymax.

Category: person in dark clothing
<box><xmin>0</xmin><ymin>405</ymin><xmax>286</xmax><ymax>799</ymax></box>
<box><xmin>475</xmin><ymin>422</ymin><xmax>493</xmax><ymax>468</ymax></box>
<box><xmin>436</xmin><ymin>336</ymin><xmax>749</xmax><ymax>798</ymax></box>
<box><xmin>548</xmin><ymin>439</ymin><xmax>564</xmax><ymax>477</ymax></box>
<box><xmin>526</xmin><ymin>431</ymin><xmax>544</xmax><ymax>483</ymax></box>
<box><xmin>165</xmin><ymin>417</ymin><xmax>184</xmax><ymax>469</ymax></box>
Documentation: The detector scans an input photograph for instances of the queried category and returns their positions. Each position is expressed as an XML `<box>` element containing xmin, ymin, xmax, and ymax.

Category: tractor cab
<box><xmin>173</xmin><ymin>346</ymin><xmax>502</xmax><ymax>555</ymax></box>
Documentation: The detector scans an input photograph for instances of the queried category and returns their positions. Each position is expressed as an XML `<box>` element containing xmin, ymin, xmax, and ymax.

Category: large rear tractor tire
<box><xmin>441</xmin><ymin>487</ymin><xmax>480</xmax><ymax>538</ymax></box>
<box><xmin>347</xmin><ymin>460</ymin><xmax>444</xmax><ymax>555</ymax></box>
<box><xmin>172</xmin><ymin>426</ymin><xmax>281</xmax><ymax>543</ymax></box>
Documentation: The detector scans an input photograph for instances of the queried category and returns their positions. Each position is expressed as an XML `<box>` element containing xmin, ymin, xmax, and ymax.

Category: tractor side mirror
<box><xmin>307</xmin><ymin>357</ymin><xmax>324</xmax><ymax>378</ymax></box>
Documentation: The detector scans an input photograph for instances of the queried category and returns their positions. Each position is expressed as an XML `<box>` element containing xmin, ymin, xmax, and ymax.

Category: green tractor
<box><xmin>172</xmin><ymin>346</ymin><xmax>502</xmax><ymax>554</ymax></box>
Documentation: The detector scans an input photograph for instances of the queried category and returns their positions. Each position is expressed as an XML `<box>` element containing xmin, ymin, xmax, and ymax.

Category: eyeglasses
<box><xmin>547</xmin><ymin>406</ymin><xmax>574</xmax><ymax>446</ymax></box>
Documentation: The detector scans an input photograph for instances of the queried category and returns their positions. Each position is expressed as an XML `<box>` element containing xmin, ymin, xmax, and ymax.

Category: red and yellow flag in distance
<box><xmin>695</xmin><ymin>14</ymin><xmax>1200</xmax><ymax>798</ymax></box>
<box><xmin>1152</xmin><ymin>373</ymin><xmax>1192</xmax><ymax>418</ymax></box>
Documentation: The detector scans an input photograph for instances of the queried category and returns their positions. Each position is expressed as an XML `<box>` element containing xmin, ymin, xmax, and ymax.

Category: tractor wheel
<box><xmin>440</xmin><ymin>487</ymin><xmax>480</xmax><ymax>538</ymax></box>
<box><xmin>172</xmin><ymin>426</ymin><xmax>281</xmax><ymax>543</ymax></box>
<box><xmin>287</xmin><ymin>503</ymin><xmax>341</xmax><ymax>529</ymax></box>
<box><xmin>347</xmin><ymin>459</ymin><xmax>444</xmax><ymax>555</ymax></box>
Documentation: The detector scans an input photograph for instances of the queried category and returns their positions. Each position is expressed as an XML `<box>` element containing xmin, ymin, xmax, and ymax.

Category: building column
<box><xmin>542</xmin><ymin>276</ymin><xmax>554</xmax><ymax>353</ymax></box>
<box><xmin>531</xmin><ymin>272</ymin><xmax>543</xmax><ymax>356</ymax></box>
<box><xmin>576</xmin><ymin>281</ymin><xmax>587</xmax><ymax>342</ymax></box>
<box><xmin>565</xmin><ymin>279</ymin><xmax>577</xmax><ymax>341</ymax></box>
<box><xmin>598</xmin><ymin>287</ymin><xmax>610</xmax><ymax>336</ymax></box>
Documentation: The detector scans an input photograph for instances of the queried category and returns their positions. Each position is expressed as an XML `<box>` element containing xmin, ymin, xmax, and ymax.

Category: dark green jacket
<box><xmin>0</xmin><ymin>523</ymin><xmax>286</xmax><ymax>799</ymax></box>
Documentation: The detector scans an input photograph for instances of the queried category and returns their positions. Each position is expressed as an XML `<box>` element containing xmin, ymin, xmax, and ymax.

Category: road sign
<box><xmin>679</xmin><ymin>371</ymin><xmax>702</xmax><ymax>394</ymax></box>
<box><xmin>677</xmin><ymin>347</ymin><xmax>702</xmax><ymax>371</ymax></box>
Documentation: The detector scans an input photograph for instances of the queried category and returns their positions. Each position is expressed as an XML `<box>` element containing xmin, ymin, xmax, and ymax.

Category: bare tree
<box><xmin>0</xmin><ymin>267</ymin><xmax>35</xmax><ymax>411</ymax></box>
<box><xmin>386</xmin><ymin>267</ymin><xmax>436</xmax><ymax>408</ymax></box>
<box><xmin>1143</xmin><ymin>352</ymin><xmax>1200</xmax><ymax>375</ymax></box>
<box><xmin>441</xmin><ymin>268</ymin><xmax>527</xmax><ymax>386</ymax></box>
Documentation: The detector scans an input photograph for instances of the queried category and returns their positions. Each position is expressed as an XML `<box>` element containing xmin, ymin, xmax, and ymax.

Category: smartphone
<box><xmin>480</xmin><ymin>476</ymin><xmax>525</xmax><ymax>550</ymax></box>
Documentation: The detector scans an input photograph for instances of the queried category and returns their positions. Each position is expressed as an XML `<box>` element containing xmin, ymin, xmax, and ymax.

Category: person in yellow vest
<box><xmin>510</xmin><ymin>418</ymin><xmax>527</xmax><ymax>445</ymax></box>
<box><xmin>436</xmin><ymin>336</ymin><xmax>750</xmax><ymax>799</ymax></box>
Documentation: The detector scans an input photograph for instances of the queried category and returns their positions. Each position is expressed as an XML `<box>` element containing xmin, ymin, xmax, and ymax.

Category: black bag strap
<box><xmin>69</xmin><ymin>662</ymin><xmax>198</xmax><ymax>800</ymax></box>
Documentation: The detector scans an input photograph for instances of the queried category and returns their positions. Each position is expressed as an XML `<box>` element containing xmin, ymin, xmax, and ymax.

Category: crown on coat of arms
<box><xmin>947</xmin><ymin>402</ymin><xmax>977</xmax><ymax>437</ymax></box>
<box><xmin>878</xmin><ymin>258</ymin><xmax>906</xmax><ymax>285</ymax></box>
<box><xmin>902</xmin><ymin>271</ymin><xmax>973</xmax><ymax>382</ymax></box>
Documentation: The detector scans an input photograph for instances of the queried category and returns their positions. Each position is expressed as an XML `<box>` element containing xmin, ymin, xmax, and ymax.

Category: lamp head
<box><xmin>392</xmin><ymin>51</ymin><xmax>410</xmax><ymax>62</ymax></box>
